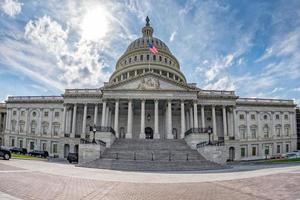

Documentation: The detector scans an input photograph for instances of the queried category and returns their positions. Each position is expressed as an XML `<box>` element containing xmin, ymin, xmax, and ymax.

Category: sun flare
<box><xmin>81</xmin><ymin>6</ymin><xmax>109</xmax><ymax>41</ymax></box>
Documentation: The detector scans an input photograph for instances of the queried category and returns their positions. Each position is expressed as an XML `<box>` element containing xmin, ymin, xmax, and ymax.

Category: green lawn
<box><xmin>264</xmin><ymin>157</ymin><xmax>300</xmax><ymax>164</ymax></box>
<box><xmin>11</xmin><ymin>153</ymin><xmax>47</xmax><ymax>161</ymax></box>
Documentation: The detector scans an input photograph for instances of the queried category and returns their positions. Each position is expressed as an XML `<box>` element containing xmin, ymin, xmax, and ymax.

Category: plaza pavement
<box><xmin>0</xmin><ymin>159</ymin><xmax>300</xmax><ymax>199</ymax></box>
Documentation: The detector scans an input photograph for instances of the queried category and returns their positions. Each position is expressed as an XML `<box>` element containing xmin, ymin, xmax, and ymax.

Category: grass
<box><xmin>264</xmin><ymin>157</ymin><xmax>300</xmax><ymax>164</ymax></box>
<box><xmin>11</xmin><ymin>153</ymin><xmax>47</xmax><ymax>161</ymax></box>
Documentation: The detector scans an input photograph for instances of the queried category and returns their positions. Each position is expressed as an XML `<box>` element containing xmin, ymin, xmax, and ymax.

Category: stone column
<box><xmin>38</xmin><ymin>108</ymin><xmax>43</xmax><ymax>136</ymax></box>
<box><xmin>233</xmin><ymin>107</ymin><xmax>238</xmax><ymax>139</ymax></box>
<box><xmin>180</xmin><ymin>100</ymin><xmax>186</xmax><ymax>139</ymax></box>
<box><xmin>94</xmin><ymin>104</ymin><xmax>98</xmax><ymax>125</ymax></box>
<box><xmin>101</xmin><ymin>101</ymin><xmax>106</xmax><ymax>126</ymax></box>
<box><xmin>62</xmin><ymin>105</ymin><xmax>67</xmax><ymax>135</ymax></box>
<box><xmin>71</xmin><ymin>104</ymin><xmax>77</xmax><ymax>137</ymax></box>
<box><xmin>107</xmin><ymin>108</ymin><xmax>111</xmax><ymax>127</ymax></box>
<box><xmin>186</xmin><ymin>111</ymin><xmax>190</xmax><ymax>130</ymax></box>
<box><xmin>222</xmin><ymin>106</ymin><xmax>228</xmax><ymax>137</ymax></box>
<box><xmin>140</xmin><ymin>100</ymin><xmax>146</xmax><ymax>139</ymax></box>
<box><xmin>193</xmin><ymin>101</ymin><xmax>198</xmax><ymax>128</ymax></box>
<box><xmin>126</xmin><ymin>99</ymin><xmax>133</xmax><ymax>138</ymax></box>
<box><xmin>189</xmin><ymin>106</ymin><xmax>193</xmax><ymax>128</ymax></box>
<box><xmin>212</xmin><ymin>105</ymin><xmax>217</xmax><ymax>141</ymax></box>
<box><xmin>82</xmin><ymin>104</ymin><xmax>87</xmax><ymax>138</ymax></box>
<box><xmin>167</xmin><ymin>100</ymin><xmax>173</xmax><ymax>139</ymax></box>
<box><xmin>154</xmin><ymin>100</ymin><xmax>159</xmax><ymax>139</ymax></box>
<box><xmin>24</xmin><ymin>108</ymin><xmax>29</xmax><ymax>133</ymax></box>
<box><xmin>201</xmin><ymin>105</ymin><xmax>205</xmax><ymax>128</ymax></box>
<box><xmin>16</xmin><ymin>109</ymin><xmax>20</xmax><ymax>133</ymax></box>
<box><xmin>5</xmin><ymin>108</ymin><xmax>10</xmax><ymax>132</ymax></box>
<box><xmin>114</xmin><ymin>100</ymin><xmax>119</xmax><ymax>138</ymax></box>
<box><xmin>49</xmin><ymin>109</ymin><xmax>53</xmax><ymax>137</ymax></box>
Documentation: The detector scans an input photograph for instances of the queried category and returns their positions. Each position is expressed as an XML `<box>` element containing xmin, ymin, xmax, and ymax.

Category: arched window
<box><xmin>275</xmin><ymin>125</ymin><xmax>281</xmax><ymax>137</ymax></box>
<box><xmin>263</xmin><ymin>115</ymin><xmax>268</xmax><ymax>120</ymax></box>
<box><xmin>153</xmin><ymin>55</ymin><xmax>156</xmax><ymax>61</ymax></box>
<box><xmin>134</xmin><ymin>56</ymin><xmax>137</xmax><ymax>61</ymax></box>
<box><xmin>19</xmin><ymin>120</ymin><xmax>25</xmax><ymax>133</ymax></box>
<box><xmin>263</xmin><ymin>125</ymin><xmax>269</xmax><ymax>138</ymax></box>
<box><xmin>250</xmin><ymin>125</ymin><xmax>257</xmax><ymax>139</ymax></box>
<box><xmin>31</xmin><ymin>121</ymin><xmax>37</xmax><ymax>134</ymax></box>
<box><xmin>140</xmin><ymin>55</ymin><xmax>143</xmax><ymax>61</ymax></box>
<box><xmin>284</xmin><ymin>125</ymin><xmax>290</xmax><ymax>136</ymax></box>
<box><xmin>147</xmin><ymin>54</ymin><xmax>149</xmax><ymax>61</ymax></box>
<box><xmin>159</xmin><ymin>56</ymin><xmax>162</xmax><ymax>61</ymax></box>
<box><xmin>239</xmin><ymin>125</ymin><xmax>247</xmax><ymax>139</ymax></box>
<box><xmin>52</xmin><ymin>122</ymin><xmax>60</xmax><ymax>136</ymax></box>
<box><xmin>11</xmin><ymin>120</ymin><xmax>17</xmax><ymax>132</ymax></box>
<box><xmin>42</xmin><ymin>122</ymin><xmax>49</xmax><ymax>135</ymax></box>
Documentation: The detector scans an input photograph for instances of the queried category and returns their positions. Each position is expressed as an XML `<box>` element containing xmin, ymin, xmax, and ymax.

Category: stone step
<box><xmin>80</xmin><ymin>159</ymin><xmax>223</xmax><ymax>171</ymax></box>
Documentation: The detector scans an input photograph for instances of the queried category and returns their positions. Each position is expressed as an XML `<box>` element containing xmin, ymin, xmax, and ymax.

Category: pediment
<box><xmin>104</xmin><ymin>73</ymin><xmax>195</xmax><ymax>91</ymax></box>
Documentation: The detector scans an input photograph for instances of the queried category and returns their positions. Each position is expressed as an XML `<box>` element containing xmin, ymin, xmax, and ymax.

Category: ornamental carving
<box><xmin>137</xmin><ymin>77</ymin><xmax>160</xmax><ymax>90</ymax></box>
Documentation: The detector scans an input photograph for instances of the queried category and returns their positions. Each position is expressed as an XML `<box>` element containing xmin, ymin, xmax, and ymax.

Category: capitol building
<box><xmin>1</xmin><ymin>18</ymin><xmax>297</xmax><ymax>166</ymax></box>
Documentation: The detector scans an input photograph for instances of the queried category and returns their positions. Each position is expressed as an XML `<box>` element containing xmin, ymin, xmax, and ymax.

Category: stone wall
<box><xmin>197</xmin><ymin>146</ymin><xmax>228</xmax><ymax>165</ymax></box>
<box><xmin>78</xmin><ymin>143</ymin><xmax>105</xmax><ymax>164</ymax></box>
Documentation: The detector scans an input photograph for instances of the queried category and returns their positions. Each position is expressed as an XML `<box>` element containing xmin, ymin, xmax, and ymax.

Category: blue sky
<box><xmin>0</xmin><ymin>0</ymin><xmax>299</xmax><ymax>104</ymax></box>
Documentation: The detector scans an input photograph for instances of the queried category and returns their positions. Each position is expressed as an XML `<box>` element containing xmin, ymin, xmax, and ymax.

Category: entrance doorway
<box><xmin>145</xmin><ymin>127</ymin><xmax>153</xmax><ymax>139</ymax></box>
<box><xmin>229</xmin><ymin>147</ymin><xmax>235</xmax><ymax>161</ymax></box>
<box><xmin>64</xmin><ymin>144</ymin><xmax>70</xmax><ymax>158</ymax></box>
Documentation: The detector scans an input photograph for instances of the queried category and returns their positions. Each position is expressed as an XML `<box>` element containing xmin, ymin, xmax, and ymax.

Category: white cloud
<box><xmin>25</xmin><ymin>15</ymin><xmax>69</xmax><ymax>56</ymax></box>
<box><xmin>169</xmin><ymin>31</ymin><xmax>177</xmax><ymax>42</ymax></box>
<box><xmin>0</xmin><ymin>0</ymin><xmax>22</xmax><ymax>17</ymax></box>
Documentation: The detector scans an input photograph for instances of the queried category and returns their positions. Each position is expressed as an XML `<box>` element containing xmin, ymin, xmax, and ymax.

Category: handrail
<box><xmin>90</xmin><ymin>126</ymin><xmax>116</xmax><ymax>135</ymax></box>
<box><xmin>184</xmin><ymin>127</ymin><xmax>213</xmax><ymax>136</ymax></box>
<box><xmin>196</xmin><ymin>140</ymin><xmax>225</xmax><ymax>148</ymax></box>
<box><xmin>80</xmin><ymin>138</ymin><xmax>106</xmax><ymax>146</ymax></box>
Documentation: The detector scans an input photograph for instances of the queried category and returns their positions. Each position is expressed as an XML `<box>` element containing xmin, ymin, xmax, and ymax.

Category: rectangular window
<box><xmin>264</xmin><ymin>146</ymin><xmax>269</xmax><ymax>155</ymax></box>
<box><xmin>239</xmin><ymin>114</ymin><xmax>245</xmax><ymax>120</ymax></box>
<box><xmin>42</xmin><ymin>143</ymin><xmax>47</xmax><ymax>151</ymax></box>
<box><xmin>53</xmin><ymin>126</ymin><xmax>59</xmax><ymax>136</ymax></box>
<box><xmin>19</xmin><ymin>140</ymin><xmax>23</xmax><ymax>148</ymax></box>
<box><xmin>11</xmin><ymin>138</ymin><xmax>15</xmax><ymax>147</ymax></box>
<box><xmin>251</xmin><ymin>114</ymin><xmax>255</xmax><ymax>120</ymax></box>
<box><xmin>55</xmin><ymin>112</ymin><xmax>59</xmax><ymax>117</ymax></box>
<box><xmin>251</xmin><ymin>129</ymin><xmax>256</xmax><ymax>139</ymax></box>
<box><xmin>252</xmin><ymin>147</ymin><xmax>257</xmax><ymax>156</ymax></box>
<box><xmin>44</xmin><ymin>112</ymin><xmax>48</xmax><ymax>117</ymax></box>
<box><xmin>276</xmin><ymin>115</ymin><xmax>280</xmax><ymax>120</ymax></box>
<box><xmin>30</xmin><ymin>141</ymin><xmax>34</xmax><ymax>150</ymax></box>
<box><xmin>284</xmin><ymin>114</ymin><xmax>288</xmax><ymax>120</ymax></box>
<box><xmin>241</xmin><ymin>147</ymin><xmax>246</xmax><ymax>157</ymax></box>
<box><xmin>277</xmin><ymin>145</ymin><xmax>281</xmax><ymax>154</ymax></box>
<box><xmin>52</xmin><ymin>144</ymin><xmax>57</xmax><ymax>154</ymax></box>
<box><xmin>286</xmin><ymin>144</ymin><xmax>289</xmax><ymax>152</ymax></box>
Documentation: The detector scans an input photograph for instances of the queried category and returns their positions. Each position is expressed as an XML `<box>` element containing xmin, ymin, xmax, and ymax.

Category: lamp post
<box><xmin>92</xmin><ymin>125</ymin><xmax>97</xmax><ymax>144</ymax></box>
<box><xmin>207</xmin><ymin>126</ymin><xmax>212</xmax><ymax>145</ymax></box>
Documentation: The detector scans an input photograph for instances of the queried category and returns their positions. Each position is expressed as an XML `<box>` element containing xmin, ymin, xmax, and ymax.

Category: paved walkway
<box><xmin>0</xmin><ymin>159</ymin><xmax>300</xmax><ymax>199</ymax></box>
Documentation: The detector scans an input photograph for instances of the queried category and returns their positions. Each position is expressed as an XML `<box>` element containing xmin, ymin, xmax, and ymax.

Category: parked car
<box><xmin>0</xmin><ymin>146</ymin><xmax>11</xmax><ymax>160</ymax></box>
<box><xmin>67</xmin><ymin>153</ymin><xmax>78</xmax><ymax>163</ymax></box>
<box><xmin>10</xmin><ymin>147</ymin><xmax>27</xmax><ymax>155</ymax></box>
<box><xmin>28</xmin><ymin>150</ymin><xmax>49</xmax><ymax>158</ymax></box>
<box><xmin>285</xmin><ymin>151</ymin><xmax>300</xmax><ymax>159</ymax></box>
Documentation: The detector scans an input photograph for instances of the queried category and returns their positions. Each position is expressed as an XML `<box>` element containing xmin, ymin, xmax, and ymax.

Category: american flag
<box><xmin>148</xmin><ymin>42</ymin><xmax>158</xmax><ymax>54</ymax></box>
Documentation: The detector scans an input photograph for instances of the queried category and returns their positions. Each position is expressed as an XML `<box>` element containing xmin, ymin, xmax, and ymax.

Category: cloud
<box><xmin>0</xmin><ymin>0</ymin><xmax>22</xmax><ymax>17</ymax></box>
<box><xmin>25</xmin><ymin>15</ymin><xmax>69</xmax><ymax>56</ymax></box>
<box><xmin>169</xmin><ymin>31</ymin><xmax>177</xmax><ymax>42</ymax></box>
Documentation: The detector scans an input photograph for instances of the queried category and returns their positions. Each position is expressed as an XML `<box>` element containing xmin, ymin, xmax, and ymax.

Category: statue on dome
<box><xmin>146</xmin><ymin>16</ymin><xmax>150</xmax><ymax>26</ymax></box>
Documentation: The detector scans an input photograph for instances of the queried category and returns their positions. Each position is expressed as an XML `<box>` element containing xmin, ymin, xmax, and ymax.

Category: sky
<box><xmin>0</xmin><ymin>0</ymin><xmax>299</xmax><ymax>104</ymax></box>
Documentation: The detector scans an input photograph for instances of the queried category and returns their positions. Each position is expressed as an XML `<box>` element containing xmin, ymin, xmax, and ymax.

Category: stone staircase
<box><xmin>79</xmin><ymin>139</ymin><xmax>223</xmax><ymax>171</ymax></box>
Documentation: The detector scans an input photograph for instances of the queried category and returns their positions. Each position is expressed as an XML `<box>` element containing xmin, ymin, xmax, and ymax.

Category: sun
<box><xmin>81</xmin><ymin>6</ymin><xmax>109</xmax><ymax>41</ymax></box>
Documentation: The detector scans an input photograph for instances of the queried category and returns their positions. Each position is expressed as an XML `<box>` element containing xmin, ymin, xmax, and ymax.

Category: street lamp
<box><xmin>207</xmin><ymin>126</ymin><xmax>212</xmax><ymax>145</ymax></box>
<box><xmin>92</xmin><ymin>124</ymin><xmax>97</xmax><ymax>144</ymax></box>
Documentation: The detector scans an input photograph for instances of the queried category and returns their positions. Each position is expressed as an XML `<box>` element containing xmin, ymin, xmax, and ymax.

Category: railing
<box><xmin>75</xmin><ymin>134</ymin><xmax>81</xmax><ymax>138</ymax></box>
<box><xmin>184</xmin><ymin>127</ymin><xmax>212</xmax><ymax>136</ymax></box>
<box><xmin>90</xmin><ymin>126</ymin><xmax>116</xmax><ymax>135</ymax></box>
<box><xmin>80</xmin><ymin>138</ymin><xmax>106</xmax><ymax>146</ymax></box>
<box><xmin>200</xmin><ymin>90</ymin><xmax>235</xmax><ymax>96</ymax></box>
<box><xmin>65</xmin><ymin>89</ymin><xmax>102</xmax><ymax>94</ymax></box>
<box><xmin>7</xmin><ymin>96</ymin><xmax>63</xmax><ymax>101</ymax></box>
<box><xmin>196</xmin><ymin>140</ymin><xmax>225</xmax><ymax>148</ymax></box>
<box><xmin>237</xmin><ymin>98</ymin><xmax>294</xmax><ymax>104</ymax></box>
<box><xmin>64</xmin><ymin>133</ymin><xmax>70</xmax><ymax>138</ymax></box>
